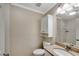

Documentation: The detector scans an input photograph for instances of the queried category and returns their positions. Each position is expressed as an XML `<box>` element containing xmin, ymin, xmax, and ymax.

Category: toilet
<box><xmin>33</xmin><ymin>41</ymin><xmax>49</xmax><ymax>56</ymax></box>
<box><xmin>33</xmin><ymin>49</ymin><xmax>45</xmax><ymax>56</ymax></box>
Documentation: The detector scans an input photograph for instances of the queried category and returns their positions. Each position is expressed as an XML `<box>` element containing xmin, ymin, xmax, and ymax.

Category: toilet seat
<box><xmin>33</xmin><ymin>49</ymin><xmax>45</xmax><ymax>56</ymax></box>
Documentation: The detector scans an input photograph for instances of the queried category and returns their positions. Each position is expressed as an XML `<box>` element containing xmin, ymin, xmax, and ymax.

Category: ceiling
<box><xmin>11</xmin><ymin>3</ymin><xmax>56</xmax><ymax>15</ymax></box>
<box><xmin>57</xmin><ymin>3</ymin><xmax>79</xmax><ymax>20</ymax></box>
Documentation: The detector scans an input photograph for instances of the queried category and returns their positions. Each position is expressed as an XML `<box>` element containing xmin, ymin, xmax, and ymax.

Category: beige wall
<box><xmin>0</xmin><ymin>4</ymin><xmax>5</xmax><ymax>55</ymax></box>
<box><xmin>3</xmin><ymin>4</ymin><xmax>10</xmax><ymax>54</ymax></box>
<box><xmin>10</xmin><ymin>5</ymin><xmax>43</xmax><ymax>56</ymax></box>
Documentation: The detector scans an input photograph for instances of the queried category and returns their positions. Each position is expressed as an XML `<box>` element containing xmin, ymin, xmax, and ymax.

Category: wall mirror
<box><xmin>56</xmin><ymin>3</ymin><xmax>79</xmax><ymax>48</ymax></box>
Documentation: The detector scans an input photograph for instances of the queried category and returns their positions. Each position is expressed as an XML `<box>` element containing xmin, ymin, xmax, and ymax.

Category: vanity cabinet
<box><xmin>41</xmin><ymin>15</ymin><xmax>48</xmax><ymax>33</ymax></box>
<box><xmin>41</xmin><ymin>15</ymin><xmax>54</xmax><ymax>37</ymax></box>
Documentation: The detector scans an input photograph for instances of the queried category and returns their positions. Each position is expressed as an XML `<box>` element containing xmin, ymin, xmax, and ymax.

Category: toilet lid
<box><xmin>33</xmin><ymin>49</ymin><xmax>45</xmax><ymax>55</ymax></box>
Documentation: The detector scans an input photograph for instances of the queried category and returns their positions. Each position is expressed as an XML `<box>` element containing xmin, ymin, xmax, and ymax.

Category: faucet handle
<box><xmin>69</xmin><ymin>43</ymin><xmax>74</xmax><ymax>47</ymax></box>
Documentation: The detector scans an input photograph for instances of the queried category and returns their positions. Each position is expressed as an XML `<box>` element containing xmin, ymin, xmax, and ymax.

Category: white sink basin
<box><xmin>53</xmin><ymin>48</ymin><xmax>74</xmax><ymax>56</ymax></box>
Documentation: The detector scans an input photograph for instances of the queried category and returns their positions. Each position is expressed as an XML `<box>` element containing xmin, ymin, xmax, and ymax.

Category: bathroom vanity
<box><xmin>40</xmin><ymin>3</ymin><xmax>79</xmax><ymax>56</ymax></box>
<box><xmin>44</xmin><ymin>44</ymin><xmax>79</xmax><ymax>56</ymax></box>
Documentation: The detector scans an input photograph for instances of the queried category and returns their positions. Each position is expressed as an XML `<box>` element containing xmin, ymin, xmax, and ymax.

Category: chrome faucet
<box><xmin>65</xmin><ymin>45</ymin><xmax>71</xmax><ymax>51</ymax></box>
<box><xmin>65</xmin><ymin>44</ymin><xmax>73</xmax><ymax>51</ymax></box>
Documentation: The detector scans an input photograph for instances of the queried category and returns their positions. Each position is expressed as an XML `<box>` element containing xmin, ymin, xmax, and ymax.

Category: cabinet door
<box><xmin>41</xmin><ymin>16</ymin><xmax>48</xmax><ymax>33</ymax></box>
<box><xmin>48</xmin><ymin>15</ymin><xmax>53</xmax><ymax>37</ymax></box>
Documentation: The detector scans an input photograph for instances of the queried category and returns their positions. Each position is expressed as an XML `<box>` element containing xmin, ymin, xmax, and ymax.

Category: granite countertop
<box><xmin>44</xmin><ymin>45</ymin><xmax>79</xmax><ymax>56</ymax></box>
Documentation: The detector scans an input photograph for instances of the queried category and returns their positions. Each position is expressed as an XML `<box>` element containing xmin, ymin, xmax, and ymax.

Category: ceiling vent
<box><xmin>36</xmin><ymin>3</ymin><xmax>42</xmax><ymax>7</ymax></box>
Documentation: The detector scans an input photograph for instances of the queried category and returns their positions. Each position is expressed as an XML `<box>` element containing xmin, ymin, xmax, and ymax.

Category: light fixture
<box><xmin>57</xmin><ymin>7</ymin><xmax>65</xmax><ymax>14</ymax></box>
<box><xmin>59</xmin><ymin>10</ymin><xmax>66</xmax><ymax>14</ymax></box>
<box><xmin>62</xmin><ymin>4</ymin><xmax>71</xmax><ymax>10</ymax></box>
<box><xmin>57</xmin><ymin>7</ymin><xmax>62</xmax><ymax>14</ymax></box>
<box><xmin>62</xmin><ymin>4</ymin><xmax>73</xmax><ymax>12</ymax></box>
<box><xmin>74</xmin><ymin>4</ymin><xmax>79</xmax><ymax>7</ymax></box>
<box><xmin>69</xmin><ymin>11</ymin><xmax>76</xmax><ymax>15</ymax></box>
<box><xmin>65</xmin><ymin>7</ymin><xmax>73</xmax><ymax>11</ymax></box>
<box><xmin>56</xmin><ymin>3</ymin><xmax>78</xmax><ymax>15</ymax></box>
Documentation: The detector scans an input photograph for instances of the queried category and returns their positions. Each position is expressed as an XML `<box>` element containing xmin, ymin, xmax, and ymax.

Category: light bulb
<box><xmin>66</xmin><ymin>7</ymin><xmax>73</xmax><ymax>11</ymax></box>
<box><xmin>69</xmin><ymin>11</ymin><xmax>76</xmax><ymax>15</ymax></box>
<box><xmin>59</xmin><ymin>10</ymin><xmax>66</xmax><ymax>14</ymax></box>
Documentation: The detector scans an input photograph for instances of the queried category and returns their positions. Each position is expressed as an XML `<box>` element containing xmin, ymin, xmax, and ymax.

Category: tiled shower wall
<box><xmin>56</xmin><ymin>19</ymin><xmax>66</xmax><ymax>43</ymax></box>
<box><xmin>56</xmin><ymin>18</ymin><xmax>76</xmax><ymax>45</ymax></box>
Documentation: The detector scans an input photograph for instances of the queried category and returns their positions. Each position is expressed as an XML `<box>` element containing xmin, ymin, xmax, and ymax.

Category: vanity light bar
<box><xmin>56</xmin><ymin>3</ymin><xmax>79</xmax><ymax>15</ymax></box>
<box><xmin>59</xmin><ymin>10</ymin><xmax>66</xmax><ymax>14</ymax></box>
<box><xmin>74</xmin><ymin>4</ymin><xmax>79</xmax><ymax>7</ymax></box>
<box><xmin>65</xmin><ymin>7</ymin><xmax>73</xmax><ymax>11</ymax></box>
<box><xmin>62</xmin><ymin>4</ymin><xmax>71</xmax><ymax>10</ymax></box>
